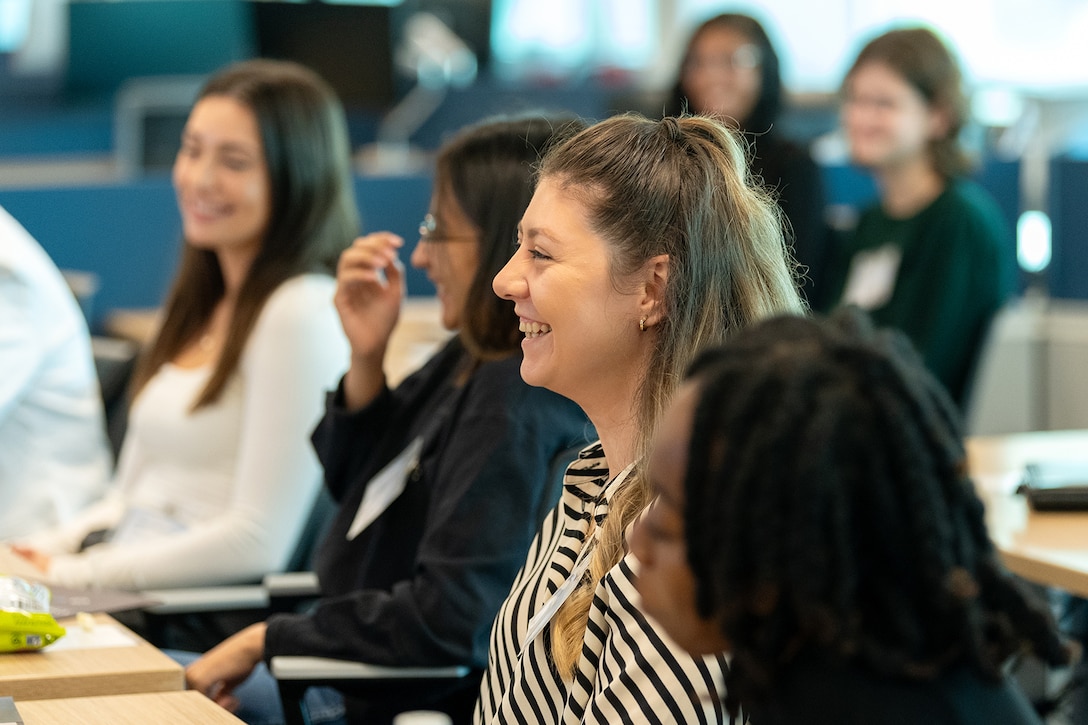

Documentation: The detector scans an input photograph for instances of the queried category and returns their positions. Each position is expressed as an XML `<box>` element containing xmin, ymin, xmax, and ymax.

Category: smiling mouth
<box><xmin>519</xmin><ymin>321</ymin><xmax>552</xmax><ymax>338</ymax></box>
<box><xmin>185</xmin><ymin>199</ymin><xmax>228</xmax><ymax>218</ymax></box>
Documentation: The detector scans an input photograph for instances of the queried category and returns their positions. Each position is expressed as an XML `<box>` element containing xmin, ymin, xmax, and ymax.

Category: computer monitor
<box><xmin>252</xmin><ymin>2</ymin><xmax>396</xmax><ymax>113</ymax></box>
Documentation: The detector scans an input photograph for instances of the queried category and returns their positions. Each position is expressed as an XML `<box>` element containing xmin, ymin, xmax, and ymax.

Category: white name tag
<box><xmin>524</xmin><ymin>543</ymin><xmax>594</xmax><ymax>645</ymax></box>
<box><xmin>347</xmin><ymin>437</ymin><xmax>423</xmax><ymax>541</ymax></box>
<box><xmin>522</xmin><ymin>460</ymin><xmax>636</xmax><ymax>645</ymax></box>
<box><xmin>840</xmin><ymin>243</ymin><xmax>902</xmax><ymax>311</ymax></box>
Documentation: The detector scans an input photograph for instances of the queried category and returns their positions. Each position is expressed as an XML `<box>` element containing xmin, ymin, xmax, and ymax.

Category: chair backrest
<box><xmin>284</xmin><ymin>485</ymin><xmax>338</xmax><ymax>574</ymax></box>
<box><xmin>91</xmin><ymin>335</ymin><xmax>140</xmax><ymax>461</ymax></box>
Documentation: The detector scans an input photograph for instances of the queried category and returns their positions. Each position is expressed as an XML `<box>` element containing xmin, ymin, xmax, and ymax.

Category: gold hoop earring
<box><xmin>639</xmin><ymin>317</ymin><xmax>647</xmax><ymax>332</ymax></box>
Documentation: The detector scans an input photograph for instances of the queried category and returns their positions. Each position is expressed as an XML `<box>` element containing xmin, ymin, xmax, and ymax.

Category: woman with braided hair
<box><xmin>478</xmin><ymin>113</ymin><xmax>804</xmax><ymax>722</ymax></box>
<box><xmin>631</xmin><ymin>308</ymin><xmax>1075</xmax><ymax>724</ymax></box>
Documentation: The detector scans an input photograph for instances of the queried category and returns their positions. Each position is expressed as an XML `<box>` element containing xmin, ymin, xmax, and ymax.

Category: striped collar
<box><xmin>563</xmin><ymin>441</ymin><xmax>637</xmax><ymax>528</ymax></box>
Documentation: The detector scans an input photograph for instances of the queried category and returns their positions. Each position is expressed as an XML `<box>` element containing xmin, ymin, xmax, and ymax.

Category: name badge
<box><xmin>524</xmin><ymin>543</ymin><xmax>594</xmax><ymax>645</ymax></box>
<box><xmin>840</xmin><ymin>243</ymin><xmax>902</xmax><ymax>310</ymax></box>
<box><xmin>522</xmin><ymin>460</ymin><xmax>637</xmax><ymax>645</ymax></box>
<box><xmin>347</xmin><ymin>437</ymin><xmax>423</xmax><ymax>540</ymax></box>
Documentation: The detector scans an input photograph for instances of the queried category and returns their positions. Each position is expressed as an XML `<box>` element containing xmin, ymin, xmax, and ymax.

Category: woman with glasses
<box><xmin>185</xmin><ymin>114</ymin><xmax>591</xmax><ymax>725</ymax></box>
<box><xmin>665</xmin><ymin>12</ymin><xmax>829</xmax><ymax>303</ymax></box>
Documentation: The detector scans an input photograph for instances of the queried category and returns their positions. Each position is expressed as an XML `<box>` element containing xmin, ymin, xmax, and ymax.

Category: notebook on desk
<box><xmin>0</xmin><ymin>549</ymin><xmax>161</xmax><ymax>619</ymax></box>
<box><xmin>47</xmin><ymin>586</ymin><xmax>162</xmax><ymax>620</ymax></box>
<box><xmin>1018</xmin><ymin>461</ymin><xmax>1088</xmax><ymax>511</ymax></box>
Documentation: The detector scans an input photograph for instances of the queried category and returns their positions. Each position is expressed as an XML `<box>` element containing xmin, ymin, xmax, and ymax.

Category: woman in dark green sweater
<box><xmin>823</xmin><ymin>27</ymin><xmax>1016</xmax><ymax>407</ymax></box>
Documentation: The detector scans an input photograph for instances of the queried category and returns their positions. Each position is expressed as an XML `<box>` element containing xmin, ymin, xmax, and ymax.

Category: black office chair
<box><xmin>136</xmin><ymin>486</ymin><xmax>338</xmax><ymax>650</ymax></box>
<box><xmin>91</xmin><ymin>335</ymin><xmax>140</xmax><ymax>461</ymax></box>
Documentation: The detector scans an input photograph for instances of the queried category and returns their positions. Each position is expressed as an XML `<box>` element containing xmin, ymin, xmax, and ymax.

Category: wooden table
<box><xmin>0</xmin><ymin>613</ymin><xmax>183</xmax><ymax>701</ymax></box>
<box><xmin>14</xmin><ymin>690</ymin><xmax>243</xmax><ymax>724</ymax></box>
<box><xmin>967</xmin><ymin>429</ymin><xmax>1088</xmax><ymax>597</ymax></box>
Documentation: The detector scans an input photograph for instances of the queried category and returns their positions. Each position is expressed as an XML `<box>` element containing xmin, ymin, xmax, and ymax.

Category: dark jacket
<box><xmin>264</xmin><ymin>336</ymin><xmax>590</xmax><ymax>718</ymax></box>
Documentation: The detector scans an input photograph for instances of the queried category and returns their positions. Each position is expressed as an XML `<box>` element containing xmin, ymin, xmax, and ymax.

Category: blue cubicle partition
<box><xmin>821</xmin><ymin>157</ymin><xmax>1025</xmax><ymax>291</ymax></box>
<box><xmin>1048</xmin><ymin>156</ymin><xmax>1088</xmax><ymax>301</ymax></box>
<box><xmin>0</xmin><ymin>174</ymin><xmax>434</xmax><ymax>333</ymax></box>
<box><xmin>0</xmin><ymin>155</ymin><xmax>1035</xmax><ymax>333</ymax></box>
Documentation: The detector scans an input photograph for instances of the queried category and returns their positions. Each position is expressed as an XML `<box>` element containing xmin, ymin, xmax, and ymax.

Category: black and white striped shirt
<box><xmin>474</xmin><ymin>442</ymin><xmax>729</xmax><ymax>724</ymax></box>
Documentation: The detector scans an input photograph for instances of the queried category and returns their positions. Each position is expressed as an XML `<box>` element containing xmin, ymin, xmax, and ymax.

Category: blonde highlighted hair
<box><xmin>541</xmin><ymin>113</ymin><xmax>805</xmax><ymax>676</ymax></box>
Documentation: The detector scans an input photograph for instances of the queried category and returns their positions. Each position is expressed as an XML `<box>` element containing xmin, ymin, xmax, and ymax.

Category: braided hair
<box><xmin>682</xmin><ymin>307</ymin><xmax>1070</xmax><ymax>716</ymax></box>
<box><xmin>541</xmin><ymin>113</ymin><xmax>805</xmax><ymax>675</ymax></box>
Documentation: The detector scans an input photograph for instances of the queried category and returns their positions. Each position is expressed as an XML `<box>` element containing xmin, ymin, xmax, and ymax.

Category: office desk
<box><xmin>15</xmin><ymin>690</ymin><xmax>242</xmax><ymax>724</ymax></box>
<box><xmin>0</xmin><ymin>613</ymin><xmax>183</xmax><ymax>701</ymax></box>
<box><xmin>967</xmin><ymin>430</ymin><xmax>1088</xmax><ymax>597</ymax></box>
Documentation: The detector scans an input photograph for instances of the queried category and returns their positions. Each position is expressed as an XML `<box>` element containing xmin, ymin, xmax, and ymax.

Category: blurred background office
<box><xmin>1</xmin><ymin>0</ymin><xmax>1088</xmax><ymax>436</ymax></box>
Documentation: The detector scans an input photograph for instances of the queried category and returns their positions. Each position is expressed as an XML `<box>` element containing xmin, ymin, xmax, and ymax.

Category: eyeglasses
<box><xmin>418</xmin><ymin>213</ymin><xmax>476</xmax><ymax>244</ymax></box>
<box><xmin>685</xmin><ymin>44</ymin><xmax>762</xmax><ymax>73</ymax></box>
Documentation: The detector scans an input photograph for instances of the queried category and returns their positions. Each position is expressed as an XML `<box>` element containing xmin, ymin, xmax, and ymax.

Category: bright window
<box><xmin>0</xmin><ymin>0</ymin><xmax>30</xmax><ymax>53</ymax></box>
<box><xmin>492</xmin><ymin>0</ymin><xmax>1088</xmax><ymax>94</ymax></box>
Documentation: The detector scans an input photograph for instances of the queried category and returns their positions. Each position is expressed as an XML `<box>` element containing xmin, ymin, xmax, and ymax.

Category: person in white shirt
<box><xmin>8</xmin><ymin>59</ymin><xmax>355</xmax><ymax>593</ymax></box>
<box><xmin>0</xmin><ymin>204</ymin><xmax>111</xmax><ymax>540</ymax></box>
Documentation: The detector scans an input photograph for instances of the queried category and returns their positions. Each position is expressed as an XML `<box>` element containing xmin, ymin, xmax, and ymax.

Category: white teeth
<box><xmin>191</xmin><ymin>199</ymin><xmax>224</xmax><ymax>216</ymax></box>
<box><xmin>519</xmin><ymin>320</ymin><xmax>552</xmax><ymax>338</ymax></box>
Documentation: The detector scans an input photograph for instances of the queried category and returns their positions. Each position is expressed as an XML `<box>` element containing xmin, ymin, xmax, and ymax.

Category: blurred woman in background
<box><xmin>822</xmin><ymin>27</ymin><xmax>1016</xmax><ymax>407</ymax></box>
<box><xmin>11</xmin><ymin>59</ymin><xmax>352</xmax><ymax>592</ymax></box>
<box><xmin>666</xmin><ymin>12</ymin><xmax>829</xmax><ymax>303</ymax></box>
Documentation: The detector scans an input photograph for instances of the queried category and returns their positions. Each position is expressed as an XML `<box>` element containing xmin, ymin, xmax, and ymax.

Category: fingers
<box><xmin>186</xmin><ymin>662</ymin><xmax>240</xmax><ymax>708</ymax></box>
<box><xmin>185</xmin><ymin>661</ymin><xmax>214</xmax><ymax>697</ymax></box>
<box><xmin>383</xmin><ymin>254</ymin><xmax>406</xmax><ymax>289</ymax></box>
<box><xmin>337</xmin><ymin>232</ymin><xmax>404</xmax><ymax>289</ymax></box>
<box><xmin>10</xmin><ymin>545</ymin><xmax>49</xmax><ymax>573</ymax></box>
<box><xmin>216</xmin><ymin>693</ymin><xmax>241</xmax><ymax>713</ymax></box>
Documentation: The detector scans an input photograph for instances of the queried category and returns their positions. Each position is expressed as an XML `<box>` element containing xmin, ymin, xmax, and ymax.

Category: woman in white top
<box><xmin>476</xmin><ymin>114</ymin><xmax>804</xmax><ymax>723</ymax></box>
<box><xmin>9</xmin><ymin>59</ymin><xmax>354</xmax><ymax>591</ymax></box>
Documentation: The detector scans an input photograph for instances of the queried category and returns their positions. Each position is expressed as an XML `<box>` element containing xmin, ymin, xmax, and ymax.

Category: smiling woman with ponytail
<box><xmin>477</xmin><ymin>112</ymin><xmax>804</xmax><ymax>723</ymax></box>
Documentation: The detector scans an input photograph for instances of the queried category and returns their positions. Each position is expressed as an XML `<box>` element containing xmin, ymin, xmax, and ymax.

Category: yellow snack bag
<box><xmin>0</xmin><ymin>576</ymin><xmax>66</xmax><ymax>652</ymax></box>
<box><xmin>0</xmin><ymin>610</ymin><xmax>66</xmax><ymax>652</ymax></box>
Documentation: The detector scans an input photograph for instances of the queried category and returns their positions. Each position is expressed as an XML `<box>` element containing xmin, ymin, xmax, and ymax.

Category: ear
<box><xmin>927</xmin><ymin>104</ymin><xmax>952</xmax><ymax>140</ymax></box>
<box><xmin>638</xmin><ymin>254</ymin><xmax>670</xmax><ymax>327</ymax></box>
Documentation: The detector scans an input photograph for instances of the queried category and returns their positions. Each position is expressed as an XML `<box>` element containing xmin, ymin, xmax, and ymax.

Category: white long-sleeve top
<box><xmin>24</xmin><ymin>274</ymin><xmax>347</xmax><ymax>590</ymax></box>
<box><xmin>0</xmin><ymin>205</ymin><xmax>111</xmax><ymax>539</ymax></box>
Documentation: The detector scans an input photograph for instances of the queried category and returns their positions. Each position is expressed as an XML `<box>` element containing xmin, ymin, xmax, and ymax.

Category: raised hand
<box><xmin>333</xmin><ymin>232</ymin><xmax>405</xmax><ymax>409</ymax></box>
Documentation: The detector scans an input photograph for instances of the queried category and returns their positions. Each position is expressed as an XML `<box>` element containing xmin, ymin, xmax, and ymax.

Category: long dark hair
<box><xmin>435</xmin><ymin>114</ymin><xmax>585</xmax><ymax>363</ymax></box>
<box><xmin>132</xmin><ymin>59</ymin><xmax>359</xmax><ymax>408</ymax></box>
<box><xmin>683</xmin><ymin>308</ymin><xmax>1071</xmax><ymax>716</ymax></box>
<box><xmin>664</xmin><ymin>13</ymin><xmax>782</xmax><ymax>135</ymax></box>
